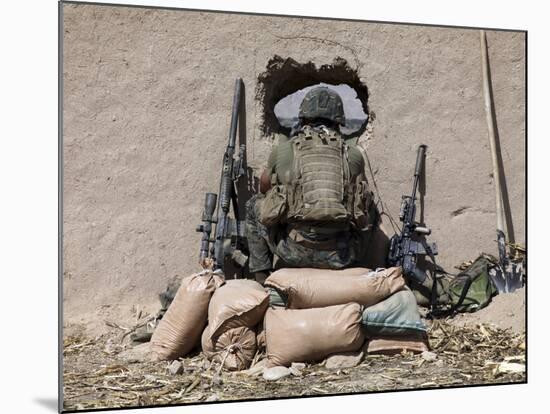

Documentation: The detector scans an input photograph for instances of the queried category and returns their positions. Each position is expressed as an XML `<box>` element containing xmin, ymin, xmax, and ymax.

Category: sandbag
<box><xmin>365</xmin><ymin>334</ymin><xmax>429</xmax><ymax>355</ymax></box>
<box><xmin>256</xmin><ymin>319</ymin><xmax>266</xmax><ymax>350</ymax></box>
<box><xmin>150</xmin><ymin>270</ymin><xmax>224</xmax><ymax>360</ymax></box>
<box><xmin>265</xmin><ymin>267</ymin><xmax>405</xmax><ymax>309</ymax></box>
<box><xmin>362</xmin><ymin>287</ymin><xmax>426</xmax><ymax>337</ymax></box>
<box><xmin>201</xmin><ymin>279</ymin><xmax>268</xmax><ymax>370</ymax></box>
<box><xmin>207</xmin><ymin>279</ymin><xmax>269</xmax><ymax>338</ymax></box>
<box><xmin>201</xmin><ymin>325</ymin><xmax>257</xmax><ymax>371</ymax></box>
<box><xmin>265</xmin><ymin>303</ymin><xmax>365</xmax><ymax>367</ymax></box>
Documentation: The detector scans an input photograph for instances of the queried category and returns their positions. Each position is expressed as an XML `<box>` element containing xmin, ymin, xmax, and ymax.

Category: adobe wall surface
<box><xmin>62</xmin><ymin>4</ymin><xmax>525</xmax><ymax>333</ymax></box>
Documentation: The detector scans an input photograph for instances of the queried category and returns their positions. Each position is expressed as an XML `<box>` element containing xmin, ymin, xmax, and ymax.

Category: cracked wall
<box><xmin>62</xmin><ymin>4</ymin><xmax>526</xmax><ymax>333</ymax></box>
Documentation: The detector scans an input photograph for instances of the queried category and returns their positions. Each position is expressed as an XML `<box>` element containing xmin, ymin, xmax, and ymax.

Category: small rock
<box><xmin>434</xmin><ymin>360</ymin><xmax>445</xmax><ymax>368</ymax></box>
<box><xmin>103</xmin><ymin>338</ymin><xmax>120</xmax><ymax>355</ymax></box>
<box><xmin>168</xmin><ymin>360</ymin><xmax>183</xmax><ymax>375</ymax></box>
<box><xmin>325</xmin><ymin>351</ymin><xmax>364</xmax><ymax>370</ymax></box>
<box><xmin>244</xmin><ymin>359</ymin><xmax>267</xmax><ymax>376</ymax></box>
<box><xmin>205</xmin><ymin>394</ymin><xmax>220</xmax><ymax>402</ymax></box>
<box><xmin>263</xmin><ymin>366</ymin><xmax>291</xmax><ymax>381</ymax></box>
<box><xmin>421</xmin><ymin>351</ymin><xmax>438</xmax><ymax>362</ymax></box>
<box><xmin>289</xmin><ymin>362</ymin><xmax>306</xmax><ymax>376</ymax></box>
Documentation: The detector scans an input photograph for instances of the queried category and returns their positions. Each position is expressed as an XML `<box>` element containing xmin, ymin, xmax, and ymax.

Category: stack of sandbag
<box><xmin>150</xmin><ymin>270</ymin><xmax>224</xmax><ymax>361</ymax></box>
<box><xmin>150</xmin><ymin>266</ymin><xmax>427</xmax><ymax>370</ymax></box>
<box><xmin>262</xmin><ymin>267</ymin><xmax>410</xmax><ymax>367</ymax></box>
<box><xmin>362</xmin><ymin>287</ymin><xmax>429</xmax><ymax>354</ymax></box>
<box><xmin>202</xmin><ymin>279</ymin><xmax>269</xmax><ymax>371</ymax></box>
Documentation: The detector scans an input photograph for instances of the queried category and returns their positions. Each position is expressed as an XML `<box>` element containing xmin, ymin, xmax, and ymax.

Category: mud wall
<box><xmin>62</xmin><ymin>4</ymin><xmax>525</xmax><ymax>332</ymax></box>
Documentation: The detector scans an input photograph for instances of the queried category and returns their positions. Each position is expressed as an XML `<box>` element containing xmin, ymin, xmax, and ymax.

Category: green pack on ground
<box><xmin>448</xmin><ymin>256</ymin><xmax>498</xmax><ymax>313</ymax></box>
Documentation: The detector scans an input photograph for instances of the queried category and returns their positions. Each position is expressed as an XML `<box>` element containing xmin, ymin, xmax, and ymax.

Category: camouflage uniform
<box><xmin>245</xmin><ymin>193</ymin><xmax>275</xmax><ymax>272</ymax></box>
<box><xmin>247</xmin><ymin>196</ymin><xmax>362</xmax><ymax>272</ymax></box>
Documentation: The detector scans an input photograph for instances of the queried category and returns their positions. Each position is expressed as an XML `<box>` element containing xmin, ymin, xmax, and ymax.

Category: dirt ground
<box><xmin>63</xmin><ymin>300</ymin><xmax>526</xmax><ymax>411</ymax></box>
<box><xmin>451</xmin><ymin>288</ymin><xmax>525</xmax><ymax>334</ymax></box>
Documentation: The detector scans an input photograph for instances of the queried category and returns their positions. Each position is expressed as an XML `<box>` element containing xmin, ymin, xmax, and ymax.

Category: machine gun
<box><xmin>196</xmin><ymin>78</ymin><xmax>248</xmax><ymax>273</ymax></box>
<box><xmin>388</xmin><ymin>145</ymin><xmax>439</xmax><ymax>290</ymax></box>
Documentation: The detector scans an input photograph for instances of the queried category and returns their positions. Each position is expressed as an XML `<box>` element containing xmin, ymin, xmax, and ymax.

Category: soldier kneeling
<box><xmin>246</xmin><ymin>86</ymin><xmax>385</xmax><ymax>283</ymax></box>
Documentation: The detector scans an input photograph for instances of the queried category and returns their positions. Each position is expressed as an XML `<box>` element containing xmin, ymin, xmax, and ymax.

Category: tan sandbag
<box><xmin>265</xmin><ymin>303</ymin><xmax>365</xmax><ymax>367</ymax></box>
<box><xmin>265</xmin><ymin>267</ymin><xmax>405</xmax><ymax>309</ymax></box>
<box><xmin>256</xmin><ymin>319</ymin><xmax>266</xmax><ymax>350</ymax></box>
<box><xmin>366</xmin><ymin>334</ymin><xmax>429</xmax><ymax>355</ymax></box>
<box><xmin>201</xmin><ymin>325</ymin><xmax>257</xmax><ymax>371</ymax></box>
<box><xmin>150</xmin><ymin>270</ymin><xmax>224</xmax><ymax>360</ymax></box>
<box><xmin>207</xmin><ymin>279</ymin><xmax>269</xmax><ymax>338</ymax></box>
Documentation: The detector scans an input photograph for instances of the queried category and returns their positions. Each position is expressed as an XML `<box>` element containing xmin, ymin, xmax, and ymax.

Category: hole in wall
<box><xmin>256</xmin><ymin>55</ymin><xmax>370</xmax><ymax>139</ymax></box>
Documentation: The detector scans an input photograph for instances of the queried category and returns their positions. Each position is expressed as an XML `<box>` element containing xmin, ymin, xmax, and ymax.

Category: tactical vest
<box><xmin>286</xmin><ymin>127</ymin><xmax>351</xmax><ymax>223</ymax></box>
<box><xmin>260</xmin><ymin>126</ymin><xmax>371</xmax><ymax>231</ymax></box>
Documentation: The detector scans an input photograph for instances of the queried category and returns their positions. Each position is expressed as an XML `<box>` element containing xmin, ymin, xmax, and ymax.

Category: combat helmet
<box><xmin>298</xmin><ymin>86</ymin><xmax>345</xmax><ymax>126</ymax></box>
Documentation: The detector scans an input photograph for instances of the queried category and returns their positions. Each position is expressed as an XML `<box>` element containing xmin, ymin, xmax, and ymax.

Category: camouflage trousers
<box><xmin>245</xmin><ymin>194</ymin><xmax>361</xmax><ymax>273</ymax></box>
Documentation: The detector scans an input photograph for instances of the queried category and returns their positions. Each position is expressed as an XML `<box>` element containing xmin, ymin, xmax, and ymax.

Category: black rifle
<box><xmin>388</xmin><ymin>145</ymin><xmax>439</xmax><ymax>294</ymax></box>
<box><xmin>196</xmin><ymin>78</ymin><xmax>247</xmax><ymax>273</ymax></box>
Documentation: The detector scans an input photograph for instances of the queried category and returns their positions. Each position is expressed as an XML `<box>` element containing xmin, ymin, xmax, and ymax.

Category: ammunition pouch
<box><xmin>350</xmin><ymin>180</ymin><xmax>373</xmax><ymax>231</ymax></box>
<box><xmin>259</xmin><ymin>184</ymin><xmax>288</xmax><ymax>227</ymax></box>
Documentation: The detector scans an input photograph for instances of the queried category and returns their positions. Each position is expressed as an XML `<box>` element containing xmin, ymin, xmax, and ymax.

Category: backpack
<box><xmin>409</xmin><ymin>256</ymin><xmax>499</xmax><ymax>315</ymax></box>
<box><xmin>259</xmin><ymin>126</ymin><xmax>371</xmax><ymax>229</ymax></box>
<box><xmin>447</xmin><ymin>256</ymin><xmax>499</xmax><ymax>313</ymax></box>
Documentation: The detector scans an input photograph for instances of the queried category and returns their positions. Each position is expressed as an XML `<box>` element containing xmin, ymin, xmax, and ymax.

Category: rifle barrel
<box><xmin>410</xmin><ymin>144</ymin><xmax>427</xmax><ymax>204</ymax></box>
<box><xmin>415</xmin><ymin>145</ymin><xmax>427</xmax><ymax>177</ymax></box>
<box><xmin>227</xmin><ymin>78</ymin><xmax>243</xmax><ymax>150</ymax></box>
<box><xmin>213</xmin><ymin>78</ymin><xmax>243</xmax><ymax>269</ymax></box>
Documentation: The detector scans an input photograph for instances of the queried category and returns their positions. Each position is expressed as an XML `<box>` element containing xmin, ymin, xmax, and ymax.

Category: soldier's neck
<box><xmin>302</xmin><ymin>124</ymin><xmax>336</xmax><ymax>134</ymax></box>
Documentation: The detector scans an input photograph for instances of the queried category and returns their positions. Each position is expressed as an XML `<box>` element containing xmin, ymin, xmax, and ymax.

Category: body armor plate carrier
<box><xmin>287</xmin><ymin>127</ymin><xmax>351</xmax><ymax>223</ymax></box>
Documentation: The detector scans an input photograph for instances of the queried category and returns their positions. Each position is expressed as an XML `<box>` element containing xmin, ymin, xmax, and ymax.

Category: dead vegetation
<box><xmin>63</xmin><ymin>320</ymin><xmax>525</xmax><ymax>411</ymax></box>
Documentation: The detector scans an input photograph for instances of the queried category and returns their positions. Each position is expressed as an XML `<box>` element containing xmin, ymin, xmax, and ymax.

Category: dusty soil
<box><xmin>63</xmin><ymin>318</ymin><xmax>525</xmax><ymax>411</ymax></box>
<box><xmin>450</xmin><ymin>288</ymin><xmax>525</xmax><ymax>334</ymax></box>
